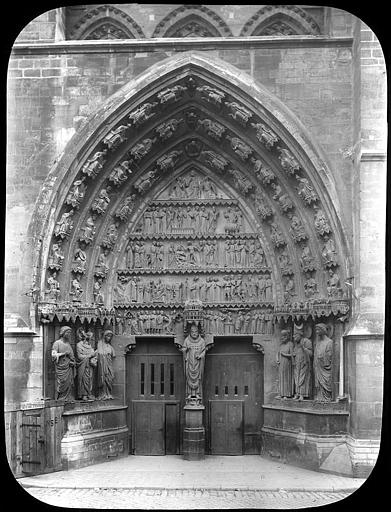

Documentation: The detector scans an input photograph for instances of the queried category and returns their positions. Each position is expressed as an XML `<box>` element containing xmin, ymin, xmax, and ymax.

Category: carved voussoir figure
<box><xmin>313</xmin><ymin>323</ymin><xmax>333</xmax><ymax>402</ymax></box>
<box><xmin>225</xmin><ymin>101</ymin><xmax>253</xmax><ymax>125</ymax></box>
<box><xmin>251</xmin><ymin>158</ymin><xmax>276</xmax><ymax>184</ymax></box>
<box><xmin>81</xmin><ymin>149</ymin><xmax>107</xmax><ymax>178</ymax></box>
<box><xmin>278</xmin><ymin>147</ymin><xmax>300</xmax><ymax>175</ymax></box>
<box><xmin>251</xmin><ymin>122</ymin><xmax>279</xmax><ymax>149</ymax></box>
<box><xmin>314</xmin><ymin>208</ymin><xmax>332</xmax><ymax>237</ymax></box>
<box><xmin>155</xmin><ymin>118</ymin><xmax>183</xmax><ymax>140</ymax></box>
<box><xmin>54</xmin><ymin>210</ymin><xmax>74</xmax><ymax>240</ymax></box>
<box><xmin>197</xmin><ymin>118</ymin><xmax>225</xmax><ymax>141</ymax></box>
<box><xmin>130</xmin><ymin>138</ymin><xmax>157</xmax><ymax>160</ymax></box>
<box><xmin>46</xmin><ymin>271</ymin><xmax>61</xmax><ymax>302</ymax></box>
<box><xmin>108</xmin><ymin>160</ymin><xmax>132</xmax><ymax>186</ymax></box>
<box><xmin>79</xmin><ymin>214</ymin><xmax>97</xmax><ymax>245</ymax></box>
<box><xmin>115</xmin><ymin>194</ymin><xmax>136</xmax><ymax>221</ymax></box>
<box><xmin>196</xmin><ymin>85</ymin><xmax>225</xmax><ymax>106</ymax></box>
<box><xmin>97</xmin><ymin>330</ymin><xmax>116</xmax><ymax>400</ymax></box>
<box><xmin>48</xmin><ymin>242</ymin><xmax>64</xmax><ymax>271</ymax></box>
<box><xmin>201</xmin><ymin>150</ymin><xmax>228</xmax><ymax>172</ymax></box>
<box><xmin>276</xmin><ymin>329</ymin><xmax>294</xmax><ymax>399</ymax></box>
<box><xmin>52</xmin><ymin>326</ymin><xmax>76</xmax><ymax>402</ymax></box>
<box><xmin>157</xmin><ymin>85</ymin><xmax>187</xmax><ymax>105</ymax></box>
<box><xmin>65</xmin><ymin>178</ymin><xmax>86</xmax><ymax>209</ymax></box>
<box><xmin>103</xmin><ymin>125</ymin><xmax>128</xmax><ymax>151</ymax></box>
<box><xmin>128</xmin><ymin>102</ymin><xmax>158</xmax><ymax>126</ymax></box>
<box><xmin>226</xmin><ymin>135</ymin><xmax>253</xmax><ymax>161</ymax></box>
<box><xmin>72</xmin><ymin>243</ymin><xmax>87</xmax><ymax>274</ymax></box>
<box><xmin>91</xmin><ymin>186</ymin><xmax>111</xmax><ymax>215</ymax></box>
<box><xmin>296</xmin><ymin>176</ymin><xmax>318</xmax><ymax>205</ymax></box>
<box><xmin>156</xmin><ymin>150</ymin><xmax>182</xmax><ymax>172</ymax></box>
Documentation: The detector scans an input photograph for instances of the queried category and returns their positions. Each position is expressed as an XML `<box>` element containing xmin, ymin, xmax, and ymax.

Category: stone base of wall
<box><xmin>61</xmin><ymin>403</ymin><xmax>129</xmax><ymax>470</ymax></box>
<box><xmin>345</xmin><ymin>435</ymin><xmax>380</xmax><ymax>478</ymax></box>
<box><xmin>261</xmin><ymin>400</ymin><xmax>351</xmax><ymax>475</ymax></box>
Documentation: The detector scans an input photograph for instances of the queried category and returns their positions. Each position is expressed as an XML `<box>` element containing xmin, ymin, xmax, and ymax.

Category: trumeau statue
<box><xmin>313</xmin><ymin>323</ymin><xmax>333</xmax><ymax>402</ymax></box>
<box><xmin>52</xmin><ymin>326</ymin><xmax>76</xmax><ymax>402</ymax></box>
<box><xmin>292</xmin><ymin>324</ymin><xmax>313</xmax><ymax>400</ymax></box>
<box><xmin>97</xmin><ymin>330</ymin><xmax>116</xmax><ymax>400</ymax></box>
<box><xmin>276</xmin><ymin>329</ymin><xmax>294</xmax><ymax>399</ymax></box>
<box><xmin>76</xmin><ymin>328</ymin><xmax>97</xmax><ymax>401</ymax></box>
<box><xmin>181</xmin><ymin>323</ymin><xmax>206</xmax><ymax>402</ymax></box>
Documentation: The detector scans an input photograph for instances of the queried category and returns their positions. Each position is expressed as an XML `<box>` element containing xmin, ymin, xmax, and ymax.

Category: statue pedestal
<box><xmin>183</xmin><ymin>404</ymin><xmax>205</xmax><ymax>461</ymax></box>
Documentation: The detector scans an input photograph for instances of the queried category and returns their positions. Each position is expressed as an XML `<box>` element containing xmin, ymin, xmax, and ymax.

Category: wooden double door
<box><xmin>204</xmin><ymin>338</ymin><xmax>263</xmax><ymax>455</ymax></box>
<box><xmin>127</xmin><ymin>338</ymin><xmax>185</xmax><ymax>455</ymax></box>
<box><xmin>127</xmin><ymin>337</ymin><xmax>263</xmax><ymax>455</ymax></box>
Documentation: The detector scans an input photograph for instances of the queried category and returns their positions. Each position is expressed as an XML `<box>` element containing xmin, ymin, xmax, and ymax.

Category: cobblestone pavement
<box><xmin>24</xmin><ymin>487</ymin><xmax>351</xmax><ymax>509</ymax></box>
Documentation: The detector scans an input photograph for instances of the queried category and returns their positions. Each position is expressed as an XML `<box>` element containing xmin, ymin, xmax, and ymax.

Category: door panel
<box><xmin>127</xmin><ymin>338</ymin><xmax>184</xmax><ymax>455</ymax></box>
<box><xmin>210</xmin><ymin>400</ymin><xmax>243</xmax><ymax>455</ymax></box>
<box><xmin>133</xmin><ymin>401</ymin><xmax>164</xmax><ymax>455</ymax></box>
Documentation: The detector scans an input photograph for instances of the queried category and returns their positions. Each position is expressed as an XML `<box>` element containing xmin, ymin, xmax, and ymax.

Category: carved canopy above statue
<box><xmin>33</xmin><ymin>52</ymin><xmax>351</xmax><ymax>328</ymax></box>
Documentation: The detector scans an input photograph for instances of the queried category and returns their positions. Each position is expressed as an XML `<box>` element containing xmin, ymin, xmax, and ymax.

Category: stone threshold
<box><xmin>11</xmin><ymin>36</ymin><xmax>353</xmax><ymax>55</ymax></box>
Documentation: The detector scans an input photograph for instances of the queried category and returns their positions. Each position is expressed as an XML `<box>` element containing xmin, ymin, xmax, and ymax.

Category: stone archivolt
<box><xmin>41</xmin><ymin>70</ymin><xmax>348</xmax><ymax>323</ymax></box>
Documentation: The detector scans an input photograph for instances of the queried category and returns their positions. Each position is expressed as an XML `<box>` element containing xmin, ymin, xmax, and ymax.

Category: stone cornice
<box><xmin>11</xmin><ymin>36</ymin><xmax>353</xmax><ymax>56</ymax></box>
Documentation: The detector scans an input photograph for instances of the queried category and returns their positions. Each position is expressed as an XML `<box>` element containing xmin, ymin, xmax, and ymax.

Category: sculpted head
<box><xmin>60</xmin><ymin>326</ymin><xmax>72</xmax><ymax>341</ymax></box>
<box><xmin>315</xmin><ymin>323</ymin><xmax>328</xmax><ymax>337</ymax></box>
<box><xmin>190</xmin><ymin>324</ymin><xmax>199</xmax><ymax>340</ymax></box>
<box><xmin>104</xmin><ymin>330</ymin><xmax>114</xmax><ymax>343</ymax></box>
<box><xmin>280</xmin><ymin>329</ymin><xmax>290</xmax><ymax>343</ymax></box>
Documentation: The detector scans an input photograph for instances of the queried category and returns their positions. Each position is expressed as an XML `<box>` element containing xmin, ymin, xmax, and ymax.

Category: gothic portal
<box><xmin>34</xmin><ymin>52</ymin><xmax>350</xmax><ymax>462</ymax></box>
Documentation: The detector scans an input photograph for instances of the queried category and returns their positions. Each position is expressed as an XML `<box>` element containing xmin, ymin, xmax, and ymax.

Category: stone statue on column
<box><xmin>292</xmin><ymin>324</ymin><xmax>313</xmax><ymax>401</ymax></box>
<box><xmin>276</xmin><ymin>329</ymin><xmax>294</xmax><ymax>399</ymax></box>
<box><xmin>97</xmin><ymin>330</ymin><xmax>116</xmax><ymax>400</ymax></box>
<box><xmin>313</xmin><ymin>323</ymin><xmax>333</xmax><ymax>402</ymax></box>
<box><xmin>76</xmin><ymin>329</ymin><xmax>97</xmax><ymax>401</ymax></box>
<box><xmin>52</xmin><ymin>326</ymin><xmax>76</xmax><ymax>402</ymax></box>
<box><xmin>181</xmin><ymin>323</ymin><xmax>206</xmax><ymax>403</ymax></box>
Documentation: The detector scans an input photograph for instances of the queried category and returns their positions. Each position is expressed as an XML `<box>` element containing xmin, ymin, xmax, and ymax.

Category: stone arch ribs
<box><xmin>152</xmin><ymin>5</ymin><xmax>233</xmax><ymax>38</ymax></box>
<box><xmin>33</xmin><ymin>52</ymin><xmax>351</xmax><ymax>321</ymax></box>
<box><xmin>69</xmin><ymin>5</ymin><xmax>145</xmax><ymax>40</ymax></box>
<box><xmin>240</xmin><ymin>5</ymin><xmax>320</xmax><ymax>37</ymax></box>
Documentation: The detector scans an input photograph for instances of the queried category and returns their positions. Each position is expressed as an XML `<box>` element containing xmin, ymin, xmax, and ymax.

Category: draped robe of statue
<box><xmin>76</xmin><ymin>339</ymin><xmax>97</xmax><ymax>400</ymax></box>
<box><xmin>293</xmin><ymin>335</ymin><xmax>313</xmax><ymax>399</ymax></box>
<box><xmin>313</xmin><ymin>326</ymin><xmax>333</xmax><ymax>401</ymax></box>
<box><xmin>276</xmin><ymin>333</ymin><xmax>293</xmax><ymax>398</ymax></box>
<box><xmin>97</xmin><ymin>332</ymin><xmax>116</xmax><ymax>400</ymax></box>
<box><xmin>52</xmin><ymin>335</ymin><xmax>76</xmax><ymax>401</ymax></box>
<box><xmin>181</xmin><ymin>327</ymin><xmax>206</xmax><ymax>400</ymax></box>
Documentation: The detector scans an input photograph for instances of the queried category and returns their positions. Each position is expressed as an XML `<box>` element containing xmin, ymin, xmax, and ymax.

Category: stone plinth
<box><xmin>183</xmin><ymin>404</ymin><xmax>205</xmax><ymax>460</ymax></box>
<box><xmin>261</xmin><ymin>399</ymin><xmax>350</xmax><ymax>474</ymax></box>
<box><xmin>61</xmin><ymin>402</ymin><xmax>128</xmax><ymax>470</ymax></box>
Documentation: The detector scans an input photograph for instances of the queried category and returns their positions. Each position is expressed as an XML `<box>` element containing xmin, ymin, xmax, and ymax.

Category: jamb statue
<box><xmin>276</xmin><ymin>329</ymin><xmax>294</xmax><ymax>399</ymax></box>
<box><xmin>52</xmin><ymin>326</ymin><xmax>76</xmax><ymax>402</ymax></box>
<box><xmin>76</xmin><ymin>329</ymin><xmax>97</xmax><ymax>401</ymax></box>
<box><xmin>97</xmin><ymin>330</ymin><xmax>116</xmax><ymax>400</ymax></box>
<box><xmin>313</xmin><ymin>323</ymin><xmax>333</xmax><ymax>402</ymax></box>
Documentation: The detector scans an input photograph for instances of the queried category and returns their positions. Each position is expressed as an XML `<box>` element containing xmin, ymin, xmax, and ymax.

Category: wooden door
<box><xmin>204</xmin><ymin>338</ymin><xmax>263</xmax><ymax>455</ymax></box>
<box><xmin>210</xmin><ymin>401</ymin><xmax>243</xmax><ymax>454</ymax></box>
<box><xmin>21</xmin><ymin>410</ymin><xmax>45</xmax><ymax>475</ymax></box>
<box><xmin>127</xmin><ymin>338</ymin><xmax>184</xmax><ymax>455</ymax></box>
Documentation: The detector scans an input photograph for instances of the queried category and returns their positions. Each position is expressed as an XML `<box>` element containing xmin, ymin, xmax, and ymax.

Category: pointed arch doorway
<box><xmin>34</xmin><ymin>52</ymin><xmax>351</xmax><ymax>463</ymax></box>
